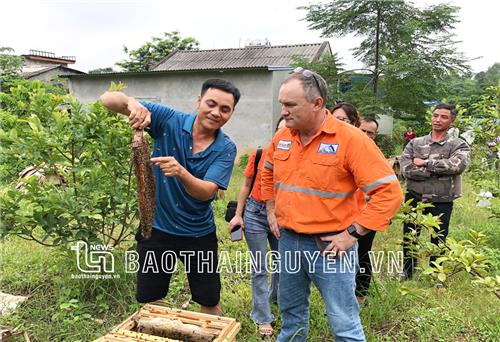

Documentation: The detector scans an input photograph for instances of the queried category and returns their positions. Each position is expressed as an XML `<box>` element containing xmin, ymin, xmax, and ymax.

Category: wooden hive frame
<box><xmin>95</xmin><ymin>303</ymin><xmax>240</xmax><ymax>342</ymax></box>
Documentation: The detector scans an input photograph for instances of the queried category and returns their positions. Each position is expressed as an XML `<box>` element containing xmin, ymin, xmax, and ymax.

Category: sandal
<box><xmin>258</xmin><ymin>324</ymin><xmax>274</xmax><ymax>336</ymax></box>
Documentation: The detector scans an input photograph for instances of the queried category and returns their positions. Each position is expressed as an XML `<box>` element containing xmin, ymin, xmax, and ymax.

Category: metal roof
<box><xmin>22</xmin><ymin>65</ymin><xmax>59</xmax><ymax>78</ymax></box>
<box><xmin>152</xmin><ymin>42</ymin><xmax>331</xmax><ymax>72</ymax></box>
<box><xmin>22</xmin><ymin>65</ymin><xmax>85</xmax><ymax>79</ymax></box>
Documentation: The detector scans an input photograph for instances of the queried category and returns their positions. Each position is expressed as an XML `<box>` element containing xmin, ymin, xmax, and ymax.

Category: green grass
<box><xmin>0</xmin><ymin>166</ymin><xmax>499</xmax><ymax>341</ymax></box>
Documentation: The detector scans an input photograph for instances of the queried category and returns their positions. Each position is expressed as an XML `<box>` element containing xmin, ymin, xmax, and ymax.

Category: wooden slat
<box><xmin>215</xmin><ymin>321</ymin><xmax>241</xmax><ymax>341</ymax></box>
<box><xmin>95</xmin><ymin>333</ymin><xmax>134</xmax><ymax>342</ymax></box>
<box><xmin>115</xmin><ymin>329</ymin><xmax>179</xmax><ymax>342</ymax></box>
<box><xmin>100</xmin><ymin>336</ymin><xmax>129</xmax><ymax>342</ymax></box>
<box><xmin>225</xmin><ymin>322</ymin><xmax>241</xmax><ymax>341</ymax></box>
<box><xmin>145</xmin><ymin>305</ymin><xmax>235</xmax><ymax>324</ymax></box>
<box><xmin>111</xmin><ymin>310</ymin><xmax>143</xmax><ymax>332</ymax></box>
<box><xmin>144</xmin><ymin>306</ymin><xmax>233</xmax><ymax>328</ymax></box>
<box><xmin>96</xmin><ymin>304</ymin><xmax>240</xmax><ymax>341</ymax></box>
<box><xmin>135</xmin><ymin>316</ymin><xmax>220</xmax><ymax>337</ymax></box>
<box><xmin>138</xmin><ymin>312</ymin><xmax>226</xmax><ymax>330</ymax></box>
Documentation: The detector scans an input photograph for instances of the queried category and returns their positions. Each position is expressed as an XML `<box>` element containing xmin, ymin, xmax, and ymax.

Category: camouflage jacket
<box><xmin>400</xmin><ymin>133</ymin><xmax>471</xmax><ymax>202</ymax></box>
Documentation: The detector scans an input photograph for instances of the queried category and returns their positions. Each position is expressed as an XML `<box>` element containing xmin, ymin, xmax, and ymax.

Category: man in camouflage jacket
<box><xmin>400</xmin><ymin>103</ymin><xmax>471</xmax><ymax>279</ymax></box>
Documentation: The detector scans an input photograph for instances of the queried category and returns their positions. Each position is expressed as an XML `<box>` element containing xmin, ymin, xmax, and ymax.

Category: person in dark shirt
<box><xmin>400</xmin><ymin>103</ymin><xmax>470</xmax><ymax>279</ymax></box>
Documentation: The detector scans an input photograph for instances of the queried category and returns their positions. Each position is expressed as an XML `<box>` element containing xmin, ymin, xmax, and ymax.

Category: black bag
<box><xmin>224</xmin><ymin>200</ymin><xmax>238</xmax><ymax>222</ymax></box>
<box><xmin>224</xmin><ymin>149</ymin><xmax>263</xmax><ymax>222</ymax></box>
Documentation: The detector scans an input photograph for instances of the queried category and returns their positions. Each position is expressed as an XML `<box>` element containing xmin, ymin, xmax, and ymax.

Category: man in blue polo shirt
<box><xmin>100</xmin><ymin>79</ymin><xmax>240</xmax><ymax>316</ymax></box>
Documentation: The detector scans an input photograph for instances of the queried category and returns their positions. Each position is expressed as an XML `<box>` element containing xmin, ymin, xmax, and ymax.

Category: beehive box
<box><xmin>94</xmin><ymin>303</ymin><xmax>240</xmax><ymax>342</ymax></box>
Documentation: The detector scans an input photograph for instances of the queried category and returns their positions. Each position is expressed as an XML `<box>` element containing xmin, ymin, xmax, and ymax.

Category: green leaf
<box><xmin>27</xmin><ymin>115</ymin><xmax>42</xmax><ymax>132</ymax></box>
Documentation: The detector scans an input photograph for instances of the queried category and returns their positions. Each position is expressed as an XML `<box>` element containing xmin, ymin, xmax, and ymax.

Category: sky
<box><xmin>1</xmin><ymin>0</ymin><xmax>498</xmax><ymax>73</ymax></box>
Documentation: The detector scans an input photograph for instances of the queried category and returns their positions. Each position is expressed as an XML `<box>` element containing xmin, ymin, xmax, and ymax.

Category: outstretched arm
<box><xmin>100</xmin><ymin>91</ymin><xmax>151</xmax><ymax>129</ymax></box>
<box><xmin>151</xmin><ymin>156</ymin><xmax>219</xmax><ymax>201</ymax></box>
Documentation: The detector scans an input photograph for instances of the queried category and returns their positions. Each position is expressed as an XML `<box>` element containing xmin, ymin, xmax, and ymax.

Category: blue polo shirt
<box><xmin>140</xmin><ymin>101</ymin><xmax>237</xmax><ymax>237</ymax></box>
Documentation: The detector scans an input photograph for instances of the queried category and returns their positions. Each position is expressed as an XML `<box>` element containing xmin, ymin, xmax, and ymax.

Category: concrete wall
<box><xmin>67</xmin><ymin>70</ymin><xmax>276</xmax><ymax>157</ymax></box>
<box><xmin>376</xmin><ymin>114</ymin><xmax>393</xmax><ymax>135</ymax></box>
<box><xmin>271</xmin><ymin>70</ymin><xmax>290</xmax><ymax>133</ymax></box>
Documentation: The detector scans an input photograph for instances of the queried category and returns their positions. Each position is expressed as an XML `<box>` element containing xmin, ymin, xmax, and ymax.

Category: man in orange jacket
<box><xmin>261</xmin><ymin>68</ymin><xmax>403</xmax><ymax>342</ymax></box>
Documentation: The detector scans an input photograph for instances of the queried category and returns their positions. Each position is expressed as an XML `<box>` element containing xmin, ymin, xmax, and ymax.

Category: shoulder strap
<box><xmin>249</xmin><ymin>149</ymin><xmax>263</xmax><ymax>196</ymax></box>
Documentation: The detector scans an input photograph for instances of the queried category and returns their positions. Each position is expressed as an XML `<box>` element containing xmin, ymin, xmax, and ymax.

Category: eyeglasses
<box><xmin>334</xmin><ymin>116</ymin><xmax>351</xmax><ymax>124</ymax></box>
<box><xmin>293</xmin><ymin>67</ymin><xmax>326</xmax><ymax>101</ymax></box>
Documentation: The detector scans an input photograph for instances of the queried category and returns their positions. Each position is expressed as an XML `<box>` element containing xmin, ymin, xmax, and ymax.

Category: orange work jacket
<box><xmin>261</xmin><ymin>113</ymin><xmax>403</xmax><ymax>234</ymax></box>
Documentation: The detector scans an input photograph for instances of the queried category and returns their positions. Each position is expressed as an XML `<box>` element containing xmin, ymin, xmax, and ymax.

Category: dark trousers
<box><xmin>402</xmin><ymin>192</ymin><xmax>454</xmax><ymax>278</ymax></box>
<box><xmin>135</xmin><ymin>229</ymin><xmax>221</xmax><ymax>307</ymax></box>
<box><xmin>355</xmin><ymin>230</ymin><xmax>376</xmax><ymax>297</ymax></box>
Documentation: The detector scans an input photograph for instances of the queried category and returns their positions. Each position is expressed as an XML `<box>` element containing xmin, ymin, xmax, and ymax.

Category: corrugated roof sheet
<box><xmin>22</xmin><ymin>65</ymin><xmax>86</xmax><ymax>78</ymax></box>
<box><xmin>152</xmin><ymin>42</ymin><xmax>331</xmax><ymax>71</ymax></box>
<box><xmin>22</xmin><ymin>65</ymin><xmax>59</xmax><ymax>78</ymax></box>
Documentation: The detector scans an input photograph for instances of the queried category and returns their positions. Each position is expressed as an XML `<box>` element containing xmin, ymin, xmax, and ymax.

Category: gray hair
<box><xmin>283</xmin><ymin>67</ymin><xmax>328</xmax><ymax>108</ymax></box>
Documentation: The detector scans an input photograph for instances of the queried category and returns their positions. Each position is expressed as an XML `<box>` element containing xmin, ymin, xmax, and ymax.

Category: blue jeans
<box><xmin>243</xmin><ymin>197</ymin><xmax>279</xmax><ymax>325</ymax></box>
<box><xmin>277</xmin><ymin>229</ymin><xmax>365</xmax><ymax>342</ymax></box>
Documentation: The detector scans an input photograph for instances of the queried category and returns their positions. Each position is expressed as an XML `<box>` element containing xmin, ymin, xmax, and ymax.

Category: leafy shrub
<box><xmin>0</xmin><ymin>80</ymin><xmax>137</xmax><ymax>246</ymax></box>
<box><xmin>376</xmin><ymin>134</ymin><xmax>398</xmax><ymax>157</ymax></box>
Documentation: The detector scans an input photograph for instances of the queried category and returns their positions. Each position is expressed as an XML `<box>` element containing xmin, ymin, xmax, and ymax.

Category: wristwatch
<box><xmin>346</xmin><ymin>224</ymin><xmax>363</xmax><ymax>239</ymax></box>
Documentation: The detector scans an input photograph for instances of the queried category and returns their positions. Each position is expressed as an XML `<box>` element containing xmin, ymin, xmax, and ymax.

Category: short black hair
<box><xmin>361</xmin><ymin>116</ymin><xmax>379</xmax><ymax>128</ymax></box>
<box><xmin>434</xmin><ymin>103</ymin><xmax>457</xmax><ymax>119</ymax></box>
<box><xmin>201</xmin><ymin>78</ymin><xmax>241</xmax><ymax>107</ymax></box>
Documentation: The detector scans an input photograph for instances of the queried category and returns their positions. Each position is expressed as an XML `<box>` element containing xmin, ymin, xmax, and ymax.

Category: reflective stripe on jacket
<box><xmin>261</xmin><ymin>113</ymin><xmax>403</xmax><ymax>234</ymax></box>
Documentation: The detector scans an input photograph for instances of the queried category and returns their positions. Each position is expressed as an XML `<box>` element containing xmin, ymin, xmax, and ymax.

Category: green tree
<box><xmin>475</xmin><ymin>63</ymin><xmax>500</xmax><ymax>89</ymax></box>
<box><xmin>88</xmin><ymin>67</ymin><xmax>115</xmax><ymax>74</ymax></box>
<box><xmin>301</xmin><ymin>0</ymin><xmax>469</xmax><ymax>119</ymax></box>
<box><xmin>442</xmin><ymin>63</ymin><xmax>500</xmax><ymax>119</ymax></box>
<box><xmin>116</xmin><ymin>31</ymin><xmax>199</xmax><ymax>72</ymax></box>
<box><xmin>0</xmin><ymin>47</ymin><xmax>23</xmax><ymax>91</ymax></box>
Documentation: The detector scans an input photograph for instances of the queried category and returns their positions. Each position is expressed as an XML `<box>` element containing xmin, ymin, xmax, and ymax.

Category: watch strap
<box><xmin>347</xmin><ymin>224</ymin><xmax>363</xmax><ymax>239</ymax></box>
